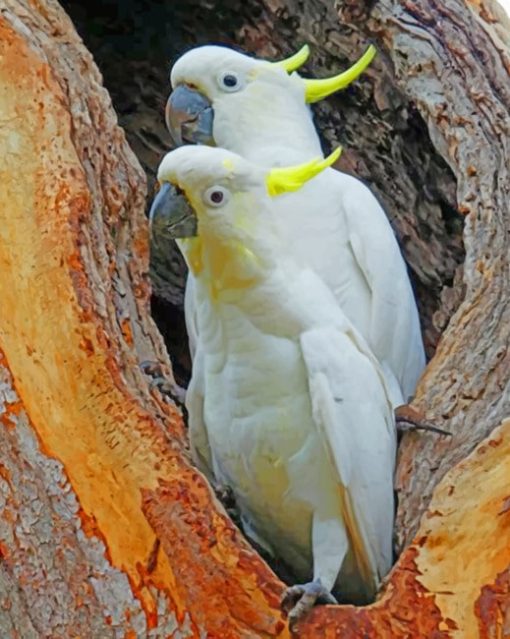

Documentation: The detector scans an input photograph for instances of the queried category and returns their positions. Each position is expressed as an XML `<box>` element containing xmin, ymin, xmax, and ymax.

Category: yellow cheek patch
<box><xmin>236</xmin><ymin>244</ymin><xmax>262</xmax><ymax>271</ymax></box>
<box><xmin>266</xmin><ymin>147</ymin><xmax>342</xmax><ymax>196</ymax></box>
<box><xmin>180</xmin><ymin>196</ymin><xmax>262</xmax><ymax>297</ymax></box>
<box><xmin>202</xmin><ymin>237</ymin><xmax>263</xmax><ymax>300</ymax></box>
<box><xmin>179</xmin><ymin>237</ymin><xmax>203</xmax><ymax>276</ymax></box>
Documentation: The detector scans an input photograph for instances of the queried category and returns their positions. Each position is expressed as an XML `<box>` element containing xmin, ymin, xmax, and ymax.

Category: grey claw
<box><xmin>140</xmin><ymin>361</ymin><xmax>186</xmax><ymax>405</ymax></box>
<box><xmin>281</xmin><ymin>585</ymin><xmax>303</xmax><ymax>613</ymax></box>
<box><xmin>149</xmin><ymin>376</ymin><xmax>169</xmax><ymax>391</ymax></box>
<box><xmin>281</xmin><ymin>579</ymin><xmax>337</xmax><ymax>630</ymax></box>
<box><xmin>140</xmin><ymin>360</ymin><xmax>163</xmax><ymax>377</ymax></box>
<box><xmin>214</xmin><ymin>483</ymin><xmax>235</xmax><ymax>504</ymax></box>
<box><xmin>152</xmin><ymin>379</ymin><xmax>186</xmax><ymax>405</ymax></box>
<box><xmin>396</xmin><ymin>418</ymin><xmax>451</xmax><ymax>437</ymax></box>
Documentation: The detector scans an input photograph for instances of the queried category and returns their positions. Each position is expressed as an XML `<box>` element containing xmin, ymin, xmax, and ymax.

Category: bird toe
<box><xmin>281</xmin><ymin>579</ymin><xmax>337</xmax><ymax>630</ymax></box>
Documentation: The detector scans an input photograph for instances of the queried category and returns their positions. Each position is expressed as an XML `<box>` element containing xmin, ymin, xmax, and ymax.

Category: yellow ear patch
<box><xmin>222</xmin><ymin>158</ymin><xmax>235</xmax><ymax>171</ymax></box>
<box><xmin>266</xmin><ymin>147</ymin><xmax>342</xmax><ymax>197</ymax></box>
<box><xmin>303</xmin><ymin>45</ymin><xmax>376</xmax><ymax>104</ymax></box>
<box><xmin>274</xmin><ymin>44</ymin><xmax>311</xmax><ymax>73</ymax></box>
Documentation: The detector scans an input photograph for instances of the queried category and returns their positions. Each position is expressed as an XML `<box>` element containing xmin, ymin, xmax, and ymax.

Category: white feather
<box><xmin>158</xmin><ymin>144</ymin><xmax>398</xmax><ymax>602</ymax></box>
<box><xmin>300</xmin><ymin>327</ymin><xmax>395</xmax><ymax>592</ymax></box>
<box><xmin>190</xmin><ymin>265</ymin><xmax>396</xmax><ymax>600</ymax></box>
<box><xmin>172</xmin><ymin>46</ymin><xmax>426</xmax><ymax>401</ymax></box>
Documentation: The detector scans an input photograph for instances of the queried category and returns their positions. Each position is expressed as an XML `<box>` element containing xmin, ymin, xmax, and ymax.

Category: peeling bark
<box><xmin>0</xmin><ymin>353</ymin><xmax>150</xmax><ymax>637</ymax></box>
<box><xmin>1</xmin><ymin>0</ymin><xmax>510</xmax><ymax>637</ymax></box>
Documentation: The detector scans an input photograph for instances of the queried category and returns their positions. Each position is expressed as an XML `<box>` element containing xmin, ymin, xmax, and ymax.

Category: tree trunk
<box><xmin>1</xmin><ymin>0</ymin><xmax>509</xmax><ymax>638</ymax></box>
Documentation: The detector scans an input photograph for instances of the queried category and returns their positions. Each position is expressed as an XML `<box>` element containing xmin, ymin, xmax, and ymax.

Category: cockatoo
<box><xmin>163</xmin><ymin>44</ymin><xmax>425</xmax><ymax>405</ymax></box>
<box><xmin>149</xmin><ymin>145</ymin><xmax>396</xmax><ymax>626</ymax></box>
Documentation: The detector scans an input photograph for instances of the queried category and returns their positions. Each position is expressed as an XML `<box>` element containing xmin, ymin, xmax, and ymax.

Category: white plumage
<box><xmin>168</xmin><ymin>45</ymin><xmax>425</xmax><ymax>403</ymax></box>
<box><xmin>152</xmin><ymin>146</ymin><xmax>396</xmax><ymax>615</ymax></box>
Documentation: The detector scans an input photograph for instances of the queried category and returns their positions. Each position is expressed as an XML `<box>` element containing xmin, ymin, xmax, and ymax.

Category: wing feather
<box><xmin>339</xmin><ymin>174</ymin><xmax>426</xmax><ymax>400</ymax></box>
<box><xmin>301</xmin><ymin>326</ymin><xmax>396</xmax><ymax>587</ymax></box>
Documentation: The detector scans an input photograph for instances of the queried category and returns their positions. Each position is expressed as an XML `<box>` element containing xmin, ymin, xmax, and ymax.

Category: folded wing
<box><xmin>300</xmin><ymin>325</ymin><xmax>397</xmax><ymax>592</ymax></box>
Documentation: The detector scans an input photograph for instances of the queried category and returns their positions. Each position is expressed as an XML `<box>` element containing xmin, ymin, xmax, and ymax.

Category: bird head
<box><xmin>165</xmin><ymin>44</ymin><xmax>375</xmax><ymax>153</ymax></box>
<box><xmin>149</xmin><ymin>145</ymin><xmax>341</xmax><ymax>282</ymax></box>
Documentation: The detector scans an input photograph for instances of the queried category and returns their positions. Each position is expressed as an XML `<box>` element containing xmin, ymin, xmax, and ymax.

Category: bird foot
<box><xmin>395</xmin><ymin>405</ymin><xmax>451</xmax><ymax>437</ymax></box>
<box><xmin>140</xmin><ymin>360</ymin><xmax>186</xmax><ymax>406</ymax></box>
<box><xmin>281</xmin><ymin>579</ymin><xmax>337</xmax><ymax>630</ymax></box>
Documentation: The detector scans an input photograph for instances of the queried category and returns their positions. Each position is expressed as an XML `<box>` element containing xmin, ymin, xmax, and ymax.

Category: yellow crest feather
<box><xmin>274</xmin><ymin>44</ymin><xmax>311</xmax><ymax>73</ymax></box>
<box><xmin>266</xmin><ymin>147</ymin><xmax>342</xmax><ymax>197</ymax></box>
<box><xmin>304</xmin><ymin>45</ymin><xmax>376</xmax><ymax>104</ymax></box>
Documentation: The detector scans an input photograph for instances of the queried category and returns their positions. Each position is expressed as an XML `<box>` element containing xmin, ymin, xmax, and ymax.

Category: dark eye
<box><xmin>223</xmin><ymin>74</ymin><xmax>237</xmax><ymax>88</ymax></box>
<box><xmin>210</xmin><ymin>190</ymin><xmax>224</xmax><ymax>204</ymax></box>
<box><xmin>218</xmin><ymin>71</ymin><xmax>243</xmax><ymax>92</ymax></box>
<box><xmin>204</xmin><ymin>185</ymin><xmax>230</xmax><ymax>208</ymax></box>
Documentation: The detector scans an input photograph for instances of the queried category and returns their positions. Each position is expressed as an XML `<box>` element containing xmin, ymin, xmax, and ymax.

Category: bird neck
<box><xmin>178</xmin><ymin>234</ymin><xmax>270</xmax><ymax>302</ymax></box>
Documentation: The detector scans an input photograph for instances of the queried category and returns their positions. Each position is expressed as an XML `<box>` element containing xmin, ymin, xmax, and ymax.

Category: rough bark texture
<box><xmin>354</xmin><ymin>0</ymin><xmax>510</xmax><ymax>549</ymax></box>
<box><xmin>1</xmin><ymin>0</ymin><xmax>510</xmax><ymax>637</ymax></box>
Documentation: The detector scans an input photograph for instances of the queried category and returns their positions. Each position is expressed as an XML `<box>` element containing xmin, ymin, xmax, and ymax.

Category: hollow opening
<box><xmin>63</xmin><ymin>0</ymin><xmax>466</xmax><ymax>600</ymax></box>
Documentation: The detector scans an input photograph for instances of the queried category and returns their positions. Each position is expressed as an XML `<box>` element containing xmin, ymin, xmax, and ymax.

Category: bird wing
<box><xmin>300</xmin><ymin>324</ymin><xmax>396</xmax><ymax>590</ymax></box>
<box><xmin>185</xmin><ymin>345</ymin><xmax>213</xmax><ymax>479</ymax></box>
<box><xmin>339</xmin><ymin>174</ymin><xmax>425</xmax><ymax>400</ymax></box>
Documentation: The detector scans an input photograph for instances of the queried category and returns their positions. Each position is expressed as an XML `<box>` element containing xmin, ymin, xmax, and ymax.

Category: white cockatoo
<box><xmin>163</xmin><ymin>44</ymin><xmax>425</xmax><ymax>405</ymax></box>
<box><xmin>149</xmin><ymin>145</ymin><xmax>396</xmax><ymax>626</ymax></box>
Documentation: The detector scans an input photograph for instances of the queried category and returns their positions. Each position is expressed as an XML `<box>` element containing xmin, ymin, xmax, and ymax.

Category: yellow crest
<box><xmin>266</xmin><ymin>147</ymin><xmax>342</xmax><ymax>197</ymax></box>
<box><xmin>273</xmin><ymin>44</ymin><xmax>311</xmax><ymax>73</ymax></box>
<box><xmin>303</xmin><ymin>45</ymin><xmax>376</xmax><ymax>103</ymax></box>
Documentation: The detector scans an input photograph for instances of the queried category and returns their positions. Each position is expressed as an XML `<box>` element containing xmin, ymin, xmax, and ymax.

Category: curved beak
<box><xmin>149</xmin><ymin>182</ymin><xmax>197</xmax><ymax>240</ymax></box>
<box><xmin>165</xmin><ymin>85</ymin><xmax>215</xmax><ymax>147</ymax></box>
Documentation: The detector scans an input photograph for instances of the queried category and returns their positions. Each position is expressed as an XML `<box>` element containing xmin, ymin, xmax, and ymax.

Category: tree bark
<box><xmin>1</xmin><ymin>0</ymin><xmax>509</xmax><ymax>638</ymax></box>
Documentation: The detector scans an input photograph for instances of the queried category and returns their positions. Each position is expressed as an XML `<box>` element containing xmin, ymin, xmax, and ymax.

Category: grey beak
<box><xmin>165</xmin><ymin>84</ymin><xmax>215</xmax><ymax>147</ymax></box>
<box><xmin>149</xmin><ymin>182</ymin><xmax>198</xmax><ymax>240</ymax></box>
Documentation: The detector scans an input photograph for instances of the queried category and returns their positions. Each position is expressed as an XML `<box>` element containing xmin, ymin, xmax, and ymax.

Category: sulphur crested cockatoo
<box><xmin>149</xmin><ymin>144</ymin><xmax>396</xmax><ymax>625</ymax></box>
<box><xmin>163</xmin><ymin>44</ymin><xmax>425</xmax><ymax>405</ymax></box>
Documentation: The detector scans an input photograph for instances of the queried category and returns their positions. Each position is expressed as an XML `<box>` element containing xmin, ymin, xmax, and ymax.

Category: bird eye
<box><xmin>204</xmin><ymin>186</ymin><xmax>230</xmax><ymax>208</ymax></box>
<box><xmin>210</xmin><ymin>191</ymin><xmax>224</xmax><ymax>204</ymax></box>
<box><xmin>223</xmin><ymin>74</ymin><xmax>237</xmax><ymax>87</ymax></box>
<box><xmin>218</xmin><ymin>72</ymin><xmax>242</xmax><ymax>92</ymax></box>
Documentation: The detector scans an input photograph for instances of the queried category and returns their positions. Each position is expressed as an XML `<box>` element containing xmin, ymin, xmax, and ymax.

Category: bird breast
<box><xmin>199</xmin><ymin>303</ymin><xmax>335</xmax><ymax>575</ymax></box>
